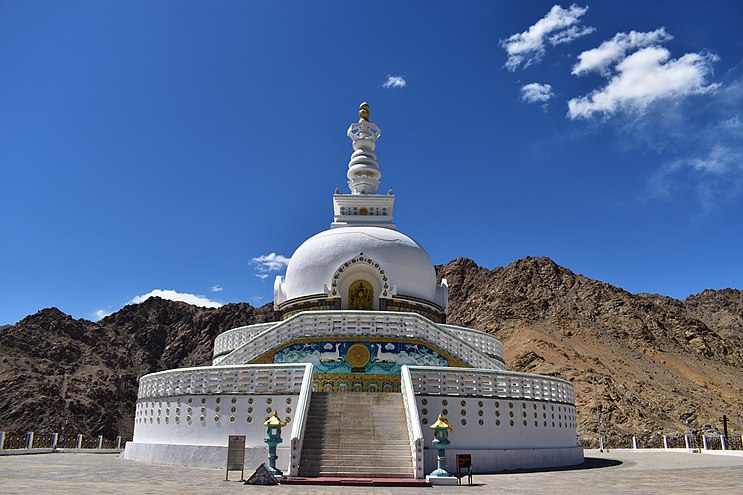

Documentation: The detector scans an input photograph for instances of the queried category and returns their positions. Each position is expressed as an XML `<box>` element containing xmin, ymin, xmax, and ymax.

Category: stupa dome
<box><xmin>281</xmin><ymin>226</ymin><xmax>437</xmax><ymax>305</ymax></box>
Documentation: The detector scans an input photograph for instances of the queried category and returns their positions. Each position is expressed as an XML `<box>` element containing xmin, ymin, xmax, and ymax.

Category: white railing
<box><xmin>406</xmin><ymin>366</ymin><xmax>575</xmax><ymax>404</ymax></box>
<box><xmin>137</xmin><ymin>364</ymin><xmax>310</xmax><ymax>400</ymax></box>
<box><xmin>439</xmin><ymin>324</ymin><xmax>505</xmax><ymax>364</ymax></box>
<box><xmin>213</xmin><ymin>323</ymin><xmax>278</xmax><ymax>359</ymax></box>
<box><xmin>401</xmin><ymin>366</ymin><xmax>425</xmax><ymax>479</ymax></box>
<box><xmin>217</xmin><ymin>311</ymin><xmax>504</xmax><ymax>370</ymax></box>
<box><xmin>288</xmin><ymin>364</ymin><xmax>314</xmax><ymax>477</ymax></box>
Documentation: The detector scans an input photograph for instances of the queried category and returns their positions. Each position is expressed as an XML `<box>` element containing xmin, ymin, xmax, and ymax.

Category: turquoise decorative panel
<box><xmin>273</xmin><ymin>341</ymin><xmax>448</xmax><ymax>375</ymax></box>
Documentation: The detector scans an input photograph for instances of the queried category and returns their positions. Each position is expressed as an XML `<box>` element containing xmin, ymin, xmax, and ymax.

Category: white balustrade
<box><xmin>137</xmin><ymin>364</ymin><xmax>310</xmax><ymax>400</ymax></box>
<box><xmin>439</xmin><ymin>324</ymin><xmax>505</xmax><ymax>364</ymax></box>
<box><xmin>213</xmin><ymin>323</ymin><xmax>278</xmax><ymax>358</ymax></box>
<box><xmin>288</xmin><ymin>364</ymin><xmax>314</xmax><ymax>477</ymax></box>
<box><xmin>217</xmin><ymin>311</ymin><xmax>504</xmax><ymax>370</ymax></box>
<box><xmin>401</xmin><ymin>366</ymin><xmax>425</xmax><ymax>479</ymax></box>
<box><xmin>405</xmin><ymin>366</ymin><xmax>575</xmax><ymax>404</ymax></box>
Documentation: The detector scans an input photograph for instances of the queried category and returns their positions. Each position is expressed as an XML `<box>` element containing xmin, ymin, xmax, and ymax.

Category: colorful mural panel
<box><xmin>273</xmin><ymin>340</ymin><xmax>449</xmax><ymax>375</ymax></box>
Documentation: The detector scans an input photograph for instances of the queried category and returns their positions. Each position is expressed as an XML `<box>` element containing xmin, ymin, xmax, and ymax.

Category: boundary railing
<box><xmin>0</xmin><ymin>431</ymin><xmax>129</xmax><ymax>454</ymax></box>
<box><xmin>583</xmin><ymin>433</ymin><xmax>743</xmax><ymax>451</ymax></box>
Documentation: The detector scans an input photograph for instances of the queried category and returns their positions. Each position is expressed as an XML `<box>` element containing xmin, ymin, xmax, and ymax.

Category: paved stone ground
<box><xmin>1</xmin><ymin>449</ymin><xmax>742</xmax><ymax>494</ymax></box>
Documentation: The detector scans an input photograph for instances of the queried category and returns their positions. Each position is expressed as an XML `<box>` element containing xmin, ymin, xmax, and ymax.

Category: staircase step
<box><xmin>298</xmin><ymin>392</ymin><xmax>415</xmax><ymax>478</ymax></box>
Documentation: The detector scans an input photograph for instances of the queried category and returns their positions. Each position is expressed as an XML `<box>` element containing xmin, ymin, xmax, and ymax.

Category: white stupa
<box><xmin>124</xmin><ymin>103</ymin><xmax>583</xmax><ymax>478</ymax></box>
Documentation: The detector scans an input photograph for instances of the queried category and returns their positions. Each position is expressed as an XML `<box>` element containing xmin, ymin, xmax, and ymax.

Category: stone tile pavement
<box><xmin>1</xmin><ymin>449</ymin><xmax>742</xmax><ymax>494</ymax></box>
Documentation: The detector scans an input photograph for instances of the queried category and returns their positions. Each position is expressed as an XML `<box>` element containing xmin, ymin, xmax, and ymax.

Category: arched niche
<box><xmin>330</xmin><ymin>253</ymin><xmax>388</xmax><ymax>311</ymax></box>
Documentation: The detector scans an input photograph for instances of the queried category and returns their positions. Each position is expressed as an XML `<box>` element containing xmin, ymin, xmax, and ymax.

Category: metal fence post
<box><xmin>663</xmin><ymin>435</ymin><xmax>668</xmax><ymax>449</ymax></box>
<box><xmin>26</xmin><ymin>431</ymin><xmax>34</xmax><ymax>449</ymax></box>
<box><xmin>76</xmin><ymin>434</ymin><xmax>83</xmax><ymax>449</ymax></box>
<box><xmin>116</xmin><ymin>436</ymin><xmax>121</xmax><ymax>449</ymax></box>
<box><xmin>52</xmin><ymin>432</ymin><xmax>59</xmax><ymax>450</ymax></box>
<box><xmin>97</xmin><ymin>435</ymin><xmax>103</xmax><ymax>449</ymax></box>
<box><xmin>721</xmin><ymin>435</ymin><xmax>727</xmax><ymax>451</ymax></box>
<box><xmin>702</xmin><ymin>435</ymin><xmax>709</xmax><ymax>450</ymax></box>
<box><xmin>632</xmin><ymin>435</ymin><xmax>637</xmax><ymax>449</ymax></box>
<box><xmin>684</xmin><ymin>434</ymin><xmax>691</xmax><ymax>449</ymax></box>
<box><xmin>0</xmin><ymin>431</ymin><xmax>5</xmax><ymax>450</ymax></box>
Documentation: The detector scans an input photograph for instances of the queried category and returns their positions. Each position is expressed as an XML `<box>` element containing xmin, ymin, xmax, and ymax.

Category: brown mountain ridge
<box><xmin>1</xmin><ymin>256</ymin><xmax>741</xmax><ymax>446</ymax></box>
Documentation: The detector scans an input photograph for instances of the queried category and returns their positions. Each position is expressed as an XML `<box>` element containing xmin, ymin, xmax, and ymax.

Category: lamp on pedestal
<box><xmin>426</xmin><ymin>413</ymin><xmax>457</xmax><ymax>484</ymax></box>
<box><xmin>263</xmin><ymin>411</ymin><xmax>287</xmax><ymax>476</ymax></box>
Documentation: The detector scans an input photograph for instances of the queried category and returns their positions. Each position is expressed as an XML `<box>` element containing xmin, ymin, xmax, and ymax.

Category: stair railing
<box><xmin>288</xmin><ymin>363</ymin><xmax>314</xmax><ymax>477</ymax></box>
<box><xmin>401</xmin><ymin>365</ymin><xmax>425</xmax><ymax>479</ymax></box>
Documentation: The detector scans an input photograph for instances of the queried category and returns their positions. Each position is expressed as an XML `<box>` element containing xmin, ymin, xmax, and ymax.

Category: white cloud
<box><xmin>94</xmin><ymin>309</ymin><xmax>110</xmax><ymax>321</ymax></box>
<box><xmin>568</xmin><ymin>47</ymin><xmax>719</xmax><ymax>119</ymax></box>
<box><xmin>521</xmin><ymin>82</ymin><xmax>554</xmax><ymax>103</ymax></box>
<box><xmin>251</xmin><ymin>252</ymin><xmax>290</xmax><ymax>272</ymax></box>
<box><xmin>255</xmin><ymin>274</ymin><xmax>269</xmax><ymax>280</ymax></box>
<box><xmin>501</xmin><ymin>4</ymin><xmax>594</xmax><ymax>71</ymax></box>
<box><xmin>210</xmin><ymin>285</ymin><xmax>223</xmax><ymax>292</ymax></box>
<box><xmin>549</xmin><ymin>25</ymin><xmax>595</xmax><ymax>46</ymax></box>
<box><xmin>628</xmin><ymin>77</ymin><xmax>743</xmax><ymax>212</ymax></box>
<box><xmin>572</xmin><ymin>28</ymin><xmax>673</xmax><ymax>76</ymax></box>
<box><xmin>721</xmin><ymin>114</ymin><xmax>742</xmax><ymax>129</ymax></box>
<box><xmin>383</xmin><ymin>75</ymin><xmax>407</xmax><ymax>89</ymax></box>
<box><xmin>129</xmin><ymin>289</ymin><xmax>223</xmax><ymax>308</ymax></box>
<box><xmin>650</xmin><ymin>145</ymin><xmax>743</xmax><ymax>212</ymax></box>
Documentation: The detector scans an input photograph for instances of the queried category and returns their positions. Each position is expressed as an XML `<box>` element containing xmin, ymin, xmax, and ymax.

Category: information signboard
<box><xmin>225</xmin><ymin>435</ymin><xmax>246</xmax><ymax>481</ymax></box>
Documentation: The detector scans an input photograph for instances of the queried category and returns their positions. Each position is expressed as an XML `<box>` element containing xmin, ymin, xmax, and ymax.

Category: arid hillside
<box><xmin>439</xmin><ymin>257</ymin><xmax>743</xmax><ymax>445</ymax></box>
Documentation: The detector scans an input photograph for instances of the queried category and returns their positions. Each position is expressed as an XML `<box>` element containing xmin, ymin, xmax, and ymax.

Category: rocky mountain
<box><xmin>438</xmin><ymin>257</ymin><xmax>743</xmax><ymax>445</ymax></box>
<box><xmin>1</xmin><ymin>257</ymin><xmax>741</xmax><ymax>446</ymax></box>
<box><xmin>0</xmin><ymin>299</ymin><xmax>274</xmax><ymax>438</ymax></box>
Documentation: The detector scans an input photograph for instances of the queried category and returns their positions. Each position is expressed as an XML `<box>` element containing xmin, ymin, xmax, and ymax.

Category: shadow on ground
<box><xmin>491</xmin><ymin>457</ymin><xmax>623</xmax><ymax>476</ymax></box>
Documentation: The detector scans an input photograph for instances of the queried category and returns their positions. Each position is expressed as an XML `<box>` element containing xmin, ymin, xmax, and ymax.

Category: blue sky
<box><xmin>1</xmin><ymin>1</ymin><xmax>742</xmax><ymax>324</ymax></box>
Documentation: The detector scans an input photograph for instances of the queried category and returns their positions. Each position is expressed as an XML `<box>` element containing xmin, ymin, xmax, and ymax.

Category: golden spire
<box><xmin>359</xmin><ymin>101</ymin><xmax>370</xmax><ymax>122</ymax></box>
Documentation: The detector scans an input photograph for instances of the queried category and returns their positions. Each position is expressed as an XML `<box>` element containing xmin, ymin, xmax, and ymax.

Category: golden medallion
<box><xmin>346</xmin><ymin>343</ymin><xmax>371</xmax><ymax>368</ymax></box>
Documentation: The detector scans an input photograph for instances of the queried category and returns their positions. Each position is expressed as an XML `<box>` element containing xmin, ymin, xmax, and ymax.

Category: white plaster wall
<box><xmin>416</xmin><ymin>396</ymin><xmax>578</xmax><ymax>450</ymax></box>
<box><xmin>124</xmin><ymin>442</ymin><xmax>292</xmax><ymax>471</ymax></box>
<box><xmin>423</xmin><ymin>446</ymin><xmax>584</xmax><ymax>473</ymax></box>
<box><xmin>133</xmin><ymin>394</ymin><xmax>297</xmax><ymax>447</ymax></box>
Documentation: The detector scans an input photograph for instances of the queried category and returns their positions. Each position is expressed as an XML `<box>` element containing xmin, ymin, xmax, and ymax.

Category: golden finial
<box><xmin>359</xmin><ymin>101</ymin><xmax>370</xmax><ymax>122</ymax></box>
<box><xmin>263</xmin><ymin>410</ymin><xmax>287</xmax><ymax>427</ymax></box>
<box><xmin>430</xmin><ymin>414</ymin><xmax>454</xmax><ymax>431</ymax></box>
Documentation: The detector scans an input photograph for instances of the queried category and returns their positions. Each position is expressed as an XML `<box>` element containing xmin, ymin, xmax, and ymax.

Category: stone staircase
<box><xmin>297</xmin><ymin>392</ymin><xmax>414</xmax><ymax>478</ymax></box>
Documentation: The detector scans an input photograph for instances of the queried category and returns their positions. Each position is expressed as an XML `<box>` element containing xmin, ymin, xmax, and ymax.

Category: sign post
<box><xmin>226</xmin><ymin>435</ymin><xmax>246</xmax><ymax>481</ymax></box>
<box><xmin>456</xmin><ymin>454</ymin><xmax>472</xmax><ymax>485</ymax></box>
